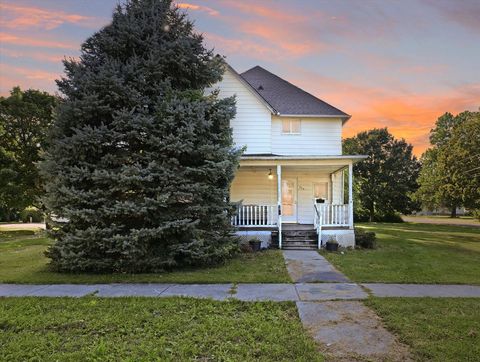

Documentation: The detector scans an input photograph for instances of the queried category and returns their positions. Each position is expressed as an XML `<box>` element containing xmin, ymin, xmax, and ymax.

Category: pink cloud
<box><xmin>0</xmin><ymin>63</ymin><xmax>58</xmax><ymax>81</ymax></box>
<box><xmin>0</xmin><ymin>64</ymin><xmax>60</xmax><ymax>95</ymax></box>
<box><xmin>0</xmin><ymin>32</ymin><xmax>77</xmax><ymax>50</ymax></box>
<box><xmin>0</xmin><ymin>3</ymin><xmax>99</xmax><ymax>30</ymax></box>
<box><xmin>176</xmin><ymin>2</ymin><xmax>219</xmax><ymax>16</ymax></box>
<box><xmin>237</xmin><ymin>22</ymin><xmax>326</xmax><ymax>57</ymax></box>
<box><xmin>0</xmin><ymin>47</ymin><xmax>66</xmax><ymax>63</ymax></box>
<box><xmin>203</xmin><ymin>1</ymin><xmax>330</xmax><ymax>58</ymax></box>
<box><xmin>204</xmin><ymin>32</ymin><xmax>282</xmax><ymax>60</ymax></box>
<box><xmin>220</xmin><ymin>0</ymin><xmax>307</xmax><ymax>23</ymax></box>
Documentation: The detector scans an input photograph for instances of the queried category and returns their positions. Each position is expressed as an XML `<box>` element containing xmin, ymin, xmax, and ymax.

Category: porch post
<box><xmin>330</xmin><ymin>173</ymin><xmax>334</xmax><ymax>202</ymax></box>
<box><xmin>277</xmin><ymin>164</ymin><xmax>282</xmax><ymax>249</ymax></box>
<box><xmin>348</xmin><ymin>162</ymin><xmax>354</xmax><ymax>229</ymax></box>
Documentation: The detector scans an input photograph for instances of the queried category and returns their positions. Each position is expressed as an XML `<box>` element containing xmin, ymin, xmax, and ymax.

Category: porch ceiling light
<box><xmin>268</xmin><ymin>168</ymin><xmax>274</xmax><ymax>180</ymax></box>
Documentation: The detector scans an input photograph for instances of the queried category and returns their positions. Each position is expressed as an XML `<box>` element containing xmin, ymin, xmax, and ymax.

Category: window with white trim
<box><xmin>282</xmin><ymin>119</ymin><xmax>301</xmax><ymax>134</ymax></box>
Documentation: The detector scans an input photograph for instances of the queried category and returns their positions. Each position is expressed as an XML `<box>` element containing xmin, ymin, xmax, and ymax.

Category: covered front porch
<box><xmin>230</xmin><ymin>155</ymin><xmax>364</xmax><ymax>248</ymax></box>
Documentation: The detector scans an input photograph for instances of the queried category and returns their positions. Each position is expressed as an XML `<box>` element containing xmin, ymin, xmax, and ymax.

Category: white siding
<box><xmin>230</xmin><ymin>168</ymin><xmax>277</xmax><ymax>205</ymax></box>
<box><xmin>271</xmin><ymin>116</ymin><xmax>342</xmax><ymax>155</ymax></box>
<box><xmin>214</xmin><ymin>69</ymin><xmax>272</xmax><ymax>154</ymax></box>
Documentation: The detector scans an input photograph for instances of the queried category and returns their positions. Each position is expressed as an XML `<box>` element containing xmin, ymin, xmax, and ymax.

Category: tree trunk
<box><xmin>369</xmin><ymin>205</ymin><xmax>375</xmax><ymax>222</ymax></box>
<box><xmin>450</xmin><ymin>206</ymin><xmax>457</xmax><ymax>218</ymax></box>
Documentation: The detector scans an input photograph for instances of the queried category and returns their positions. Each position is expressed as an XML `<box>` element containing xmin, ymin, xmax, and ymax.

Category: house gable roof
<box><xmin>225</xmin><ymin>64</ymin><xmax>276</xmax><ymax>114</ymax></box>
<box><xmin>239</xmin><ymin>65</ymin><xmax>350</xmax><ymax>120</ymax></box>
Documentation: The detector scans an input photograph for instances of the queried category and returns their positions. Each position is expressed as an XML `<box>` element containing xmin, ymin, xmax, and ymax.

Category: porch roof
<box><xmin>240</xmin><ymin>154</ymin><xmax>367</xmax><ymax>168</ymax></box>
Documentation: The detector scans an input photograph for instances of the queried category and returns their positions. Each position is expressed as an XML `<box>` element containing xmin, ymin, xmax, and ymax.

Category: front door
<box><xmin>282</xmin><ymin>178</ymin><xmax>297</xmax><ymax>223</ymax></box>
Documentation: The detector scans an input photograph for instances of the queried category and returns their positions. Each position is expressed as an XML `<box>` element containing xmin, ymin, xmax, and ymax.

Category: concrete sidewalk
<box><xmin>363</xmin><ymin>283</ymin><xmax>480</xmax><ymax>297</ymax></box>
<box><xmin>0</xmin><ymin>283</ymin><xmax>368</xmax><ymax>301</ymax></box>
<box><xmin>3</xmin><ymin>282</ymin><xmax>479</xmax><ymax>299</ymax></box>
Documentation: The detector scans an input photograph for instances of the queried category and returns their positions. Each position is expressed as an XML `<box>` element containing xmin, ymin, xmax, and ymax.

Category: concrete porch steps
<box><xmin>283</xmin><ymin>244</ymin><xmax>317</xmax><ymax>250</ymax></box>
<box><xmin>272</xmin><ymin>229</ymin><xmax>318</xmax><ymax>250</ymax></box>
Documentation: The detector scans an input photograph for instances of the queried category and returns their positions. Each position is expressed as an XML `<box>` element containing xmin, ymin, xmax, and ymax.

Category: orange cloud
<box><xmin>0</xmin><ymin>3</ymin><xmax>98</xmax><ymax>30</ymax></box>
<box><xmin>288</xmin><ymin>67</ymin><xmax>479</xmax><ymax>156</ymax></box>
<box><xmin>177</xmin><ymin>2</ymin><xmax>219</xmax><ymax>16</ymax></box>
<box><xmin>0</xmin><ymin>32</ymin><xmax>77</xmax><ymax>50</ymax></box>
<box><xmin>346</xmin><ymin>91</ymin><xmax>480</xmax><ymax>156</ymax></box>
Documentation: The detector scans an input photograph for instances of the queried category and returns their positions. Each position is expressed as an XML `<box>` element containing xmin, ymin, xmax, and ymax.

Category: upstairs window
<box><xmin>282</xmin><ymin>120</ymin><xmax>301</xmax><ymax>134</ymax></box>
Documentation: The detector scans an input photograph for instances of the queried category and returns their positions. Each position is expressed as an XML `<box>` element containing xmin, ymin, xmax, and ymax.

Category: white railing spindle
<box><xmin>232</xmin><ymin>205</ymin><xmax>277</xmax><ymax>227</ymax></box>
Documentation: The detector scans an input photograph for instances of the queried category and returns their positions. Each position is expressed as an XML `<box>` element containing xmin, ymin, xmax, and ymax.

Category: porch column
<box><xmin>330</xmin><ymin>173</ymin><xmax>334</xmax><ymax>202</ymax></box>
<box><xmin>277</xmin><ymin>164</ymin><xmax>282</xmax><ymax>249</ymax></box>
<box><xmin>348</xmin><ymin>162</ymin><xmax>354</xmax><ymax>229</ymax></box>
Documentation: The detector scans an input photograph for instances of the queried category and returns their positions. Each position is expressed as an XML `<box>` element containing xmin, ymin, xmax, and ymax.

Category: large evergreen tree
<box><xmin>343</xmin><ymin>128</ymin><xmax>420</xmax><ymax>221</ymax></box>
<box><xmin>41</xmin><ymin>0</ymin><xmax>241</xmax><ymax>272</ymax></box>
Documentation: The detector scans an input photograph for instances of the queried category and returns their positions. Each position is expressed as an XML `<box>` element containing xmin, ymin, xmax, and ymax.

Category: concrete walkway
<box><xmin>283</xmin><ymin>250</ymin><xmax>349</xmax><ymax>282</ymax></box>
<box><xmin>297</xmin><ymin>301</ymin><xmax>412</xmax><ymax>361</ymax></box>
<box><xmin>283</xmin><ymin>250</ymin><xmax>408</xmax><ymax>361</ymax></box>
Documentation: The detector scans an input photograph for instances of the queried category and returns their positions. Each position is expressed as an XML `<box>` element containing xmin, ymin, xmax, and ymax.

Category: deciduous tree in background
<box><xmin>343</xmin><ymin>128</ymin><xmax>420</xmax><ymax>221</ymax></box>
<box><xmin>444</xmin><ymin>113</ymin><xmax>480</xmax><ymax>211</ymax></box>
<box><xmin>41</xmin><ymin>0</ymin><xmax>241</xmax><ymax>272</ymax></box>
<box><xmin>0</xmin><ymin>87</ymin><xmax>56</xmax><ymax>220</ymax></box>
<box><xmin>415</xmin><ymin>110</ymin><xmax>479</xmax><ymax>217</ymax></box>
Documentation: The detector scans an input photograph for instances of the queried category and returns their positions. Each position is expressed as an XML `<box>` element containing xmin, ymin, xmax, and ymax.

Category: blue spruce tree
<box><xmin>41</xmin><ymin>0</ymin><xmax>241</xmax><ymax>272</ymax></box>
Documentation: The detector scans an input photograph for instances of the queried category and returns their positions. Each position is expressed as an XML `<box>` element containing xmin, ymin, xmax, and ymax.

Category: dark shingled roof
<box><xmin>240</xmin><ymin>66</ymin><xmax>349</xmax><ymax>118</ymax></box>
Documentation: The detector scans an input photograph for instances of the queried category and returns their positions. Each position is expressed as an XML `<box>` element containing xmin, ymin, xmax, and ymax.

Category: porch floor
<box><xmin>281</xmin><ymin>224</ymin><xmax>350</xmax><ymax>231</ymax></box>
<box><xmin>282</xmin><ymin>224</ymin><xmax>315</xmax><ymax>230</ymax></box>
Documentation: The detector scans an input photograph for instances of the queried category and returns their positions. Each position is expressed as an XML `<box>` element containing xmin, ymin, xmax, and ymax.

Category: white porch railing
<box><xmin>314</xmin><ymin>203</ymin><xmax>350</xmax><ymax>227</ymax></box>
<box><xmin>232</xmin><ymin>204</ymin><xmax>278</xmax><ymax>227</ymax></box>
<box><xmin>314</xmin><ymin>203</ymin><xmax>351</xmax><ymax>248</ymax></box>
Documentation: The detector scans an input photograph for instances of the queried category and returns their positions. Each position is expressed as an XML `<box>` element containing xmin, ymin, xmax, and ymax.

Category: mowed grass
<box><xmin>0</xmin><ymin>230</ymin><xmax>291</xmax><ymax>284</ymax></box>
<box><xmin>322</xmin><ymin>223</ymin><xmax>480</xmax><ymax>284</ymax></box>
<box><xmin>366</xmin><ymin>297</ymin><xmax>480</xmax><ymax>361</ymax></box>
<box><xmin>0</xmin><ymin>297</ymin><xmax>322</xmax><ymax>361</ymax></box>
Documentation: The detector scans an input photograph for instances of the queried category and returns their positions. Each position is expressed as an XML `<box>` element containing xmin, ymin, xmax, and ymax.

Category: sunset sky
<box><xmin>1</xmin><ymin>0</ymin><xmax>479</xmax><ymax>155</ymax></box>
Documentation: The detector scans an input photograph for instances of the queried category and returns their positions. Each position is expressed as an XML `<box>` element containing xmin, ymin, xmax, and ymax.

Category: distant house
<box><xmin>212</xmin><ymin>65</ymin><xmax>366</xmax><ymax>249</ymax></box>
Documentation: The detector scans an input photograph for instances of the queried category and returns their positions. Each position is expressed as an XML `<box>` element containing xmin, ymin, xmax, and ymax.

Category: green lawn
<box><xmin>322</xmin><ymin>223</ymin><xmax>480</xmax><ymax>284</ymax></box>
<box><xmin>0</xmin><ymin>231</ymin><xmax>291</xmax><ymax>284</ymax></box>
<box><xmin>366</xmin><ymin>297</ymin><xmax>480</xmax><ymax>361</ymax></box>
<box><xmin>0</xmin><ymin>297</ymin><xmax>322</xmax><ymax>361</ymax></box>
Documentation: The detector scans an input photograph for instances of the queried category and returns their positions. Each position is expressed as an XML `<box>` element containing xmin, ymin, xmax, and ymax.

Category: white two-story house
<box><xmin>213</xmin><ymin>65</ymin><xmax>365</xmax><ymax>249</ymax></box>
